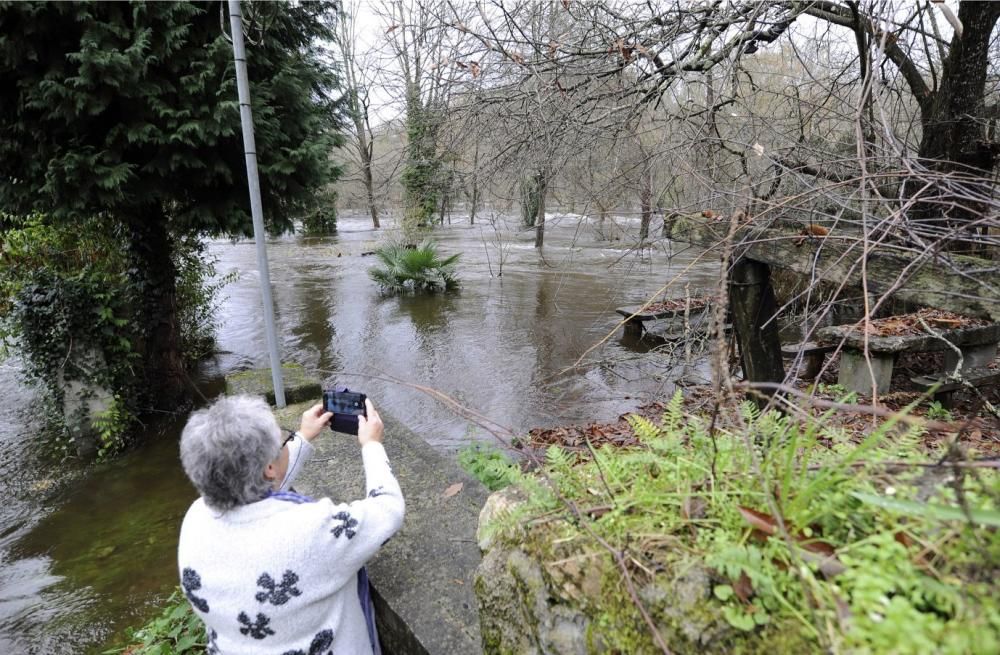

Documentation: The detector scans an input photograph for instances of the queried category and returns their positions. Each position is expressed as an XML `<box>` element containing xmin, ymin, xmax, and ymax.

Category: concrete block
<box><xmin>944</xmin><ymin>342</ymin><xmax>998</xmax><ymax>374</ymax></box>
<box><xmin>224</xmin><ymin>364</ymin><xmax>322</xmax><ymax>406</ymax></box>
<box><xmin>274</xmin><ymin>402</ymin><xmax>487</xmax><ymax>655</ymax></box>
<box><xmin>838</xmin><ymin>349</ymin><xmax>894</xmax><ymax>395</ymax></box>
<box><xmin>56</xmin><ymin>346</ymin><xmax>114</xmax><ymax>458</ymax></box>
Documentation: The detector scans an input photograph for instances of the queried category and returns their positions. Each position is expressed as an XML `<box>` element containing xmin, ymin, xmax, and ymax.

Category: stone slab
<box><xmin>616</xmin><ymin>303</ymin><xmax>710</xmax><ymax>322</ymax></box>
<box><xmin>817</xmin><ymin>323</ymin><xmax>1000</xmax><ymax>354</ymax></box>
<box><xmin>274</xmin><ymin>401</ymin><xmax>488</xmax><ymax>655</ymax></box>
<box><xmin>225</xmin><ymin>364</ymin><xmax>322</xmax><ymax>406</ymax></box>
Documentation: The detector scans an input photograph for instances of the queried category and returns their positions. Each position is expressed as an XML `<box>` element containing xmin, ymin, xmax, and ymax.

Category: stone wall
<box><xmin>474</xmin><ymin>488</ymin><xmax>810</xmax><ymax>655</ymax></box>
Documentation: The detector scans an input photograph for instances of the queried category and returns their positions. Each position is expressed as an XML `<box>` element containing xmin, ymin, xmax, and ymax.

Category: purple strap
<box><xmin>357</xmin><ymin>566</ymin><xmax>381</xmax><ymax>655</ymax></box>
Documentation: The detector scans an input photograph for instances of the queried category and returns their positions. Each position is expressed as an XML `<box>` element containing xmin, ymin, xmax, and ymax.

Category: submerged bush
<box><xmin>483</xmin><ymin>393</ymin><xmax>1000</xmax><ymax>654</ymax></box>
<box><xmin>174</xmin><ymin>236</ymin><xmax>235</xmax><ymax>363</ymax></box>
<box><xmin>368</xmin><ymin>240</ymin><xmax>459</xmax><ymax>293</ymax></box>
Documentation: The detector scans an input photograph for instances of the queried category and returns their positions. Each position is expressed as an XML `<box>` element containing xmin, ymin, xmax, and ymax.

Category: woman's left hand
<box><xmin>299</xmin><ymin>403</ymin><xmax>333</xmax><ymax>441</ymax></box>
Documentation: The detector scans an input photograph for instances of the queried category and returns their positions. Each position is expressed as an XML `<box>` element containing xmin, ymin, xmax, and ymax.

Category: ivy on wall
<box><xmin>1</xmin><ymin>213</ymin><xmax>229</xmax><ymax>458</ymax></box>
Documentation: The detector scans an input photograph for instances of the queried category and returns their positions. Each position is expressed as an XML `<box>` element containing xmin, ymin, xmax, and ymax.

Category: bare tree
<box><xmin>336</xmin><ymin>0</ymin><xmax>381</xmax><ymax>227</ymax></box>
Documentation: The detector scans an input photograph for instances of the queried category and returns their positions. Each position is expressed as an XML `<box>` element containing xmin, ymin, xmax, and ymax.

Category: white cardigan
<box><xmin>177</xmin><ymin>439</ymin><xmax>404</xmax><ymax>655</ymax></box>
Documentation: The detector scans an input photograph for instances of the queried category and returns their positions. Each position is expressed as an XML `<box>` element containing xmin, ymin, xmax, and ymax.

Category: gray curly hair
<box><xmin>180</xmin><ymin>395</ymin><xmax>281</xmax><ymax>511</ymax></box>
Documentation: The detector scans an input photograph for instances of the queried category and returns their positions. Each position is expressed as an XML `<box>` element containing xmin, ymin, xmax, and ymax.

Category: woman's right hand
<box><xmin>357</xmin><ymin>399</ymin><xmax>384</xmax><ymax>446</ymax></box>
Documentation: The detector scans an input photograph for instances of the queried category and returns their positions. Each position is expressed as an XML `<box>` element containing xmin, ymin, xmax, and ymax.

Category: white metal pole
<box><xmin>228</xmin><ymin>0</ymin><xmax>286</xmax><ymax>407</ymax></box>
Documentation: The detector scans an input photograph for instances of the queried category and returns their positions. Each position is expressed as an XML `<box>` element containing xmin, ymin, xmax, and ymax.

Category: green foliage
<box><xmin>92</xmin><ymin>394</ymin><xmax>135</xmax><ymax>460</ymax></box>
<box><xmin>488</xmin><ymin>391</ymin><xmax>1000</xmax><ymax>654</ymax></box>
<box><xmin>926</xmin><ymin>400</ymin><xmax>953</xmax><ymax>421</ymax></box>
<box><xmin>368</xmin><ymin>240</ymin><xmax>460</xmax><ymax>293</ymax></box>
<box><xmin>0</xmin><ymin>214</ymin><xmax>228</xmax><ymax>457</ymax></box>
<box><xmin>401</xmin><ymin>92</ymin><xmax>442</xmax><ymax>231</ymax></box>
<box><xmin>1</xmin><ymin>213</ymin><xmax>139</xmax><ymax>457</ymax></box>
<box><xmin>300</xmin><ymin>187</ymin><xmax>339</xmax><ymax>235</ymax></box>
<box><xmin>107</xmin><ymin>589</ymin><xmax>205</xmax><ymax>655</ymax></box>
<box><xmin>816</xmin><ymin>382</ymin><xmax>848</xmax><ymax>397</ymax></box>
<box><xmin>0</xmin><ymin>1</ymin><xmax>343</xmax><ymax>233</ymax></box>
<box><xmin>458</xmin><ymin>443</ymin><xmax>521</xmax><ymax>491</ymax></box>
<box><xmin>174</xmin><ymin>236</ymin><xmax>236</xmax><ymax>363</ymax></box>
<box><xmin>0</xmin><ymin>1</ymin><xmax>344</xmax><ymax>403</ymax></box>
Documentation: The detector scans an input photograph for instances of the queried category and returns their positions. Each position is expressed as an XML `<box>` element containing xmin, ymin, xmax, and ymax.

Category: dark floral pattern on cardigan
<box><xmin>281</xmin><ymin>629</ymin><xmax>334</xmax><ymax>655</ymax></box>
<box><xmin>181</xmin><ymin>567</ymin><xmax>210</xmax><ymax>613</ymax></box>
<box><xmin>237</xmin><ymin>611</ymin><xmax>276</xmax><ymax>640</ymax></box>
<box><xmin>330</xmin><ymin>511</ymin><xmax>358</xmax><ymax>539</ymax></box>
<box><xmin>256</xmin><ymin>570</ymin><xmax>303</xmax><ymax>605</ymax></box>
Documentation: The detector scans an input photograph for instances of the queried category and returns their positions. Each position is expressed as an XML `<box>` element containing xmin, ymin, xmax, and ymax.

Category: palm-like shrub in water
<box><xmin>368</xmin><ymin>241</ymin><xmax>459</xmax><ymax>293</ymax></box>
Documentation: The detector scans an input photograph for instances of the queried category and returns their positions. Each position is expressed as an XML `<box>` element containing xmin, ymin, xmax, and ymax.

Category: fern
<box><xmin>662</xmin><ymin>389</ymin><xmax>685</xmax><ymax>432</ymax></box>
<box><xmin>627</xmin><ymin>414</ymin><xmax>661</xmax><ymax>443</ymax></box>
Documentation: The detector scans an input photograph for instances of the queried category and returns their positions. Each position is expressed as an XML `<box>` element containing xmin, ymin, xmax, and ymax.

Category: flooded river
<box><xmin>0</xmin><ymin>212</ymin><xmax>717</xmax><ymax>653</ymax></box>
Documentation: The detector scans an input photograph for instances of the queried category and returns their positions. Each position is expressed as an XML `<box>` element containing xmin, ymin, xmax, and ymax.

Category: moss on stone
<box><xmin>224</xmin><ymin>363</ymin><xmax>322</xmax><ymax>406</ymax></box>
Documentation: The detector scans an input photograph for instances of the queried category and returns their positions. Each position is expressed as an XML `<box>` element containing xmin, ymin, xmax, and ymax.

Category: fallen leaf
<box><xmin>443</xmin><ymin>482</ymin><xmax>464</xmax><ymax>498</ymax></box>
<box><xmin>737</xmin><ymin>506</ymin><xmax>778</xmax><ymax>535</ymax></box>
<box><xmin>733</xmin><ymin>570</ymin><xmax>754</xmax><ymax>603</ymax></box>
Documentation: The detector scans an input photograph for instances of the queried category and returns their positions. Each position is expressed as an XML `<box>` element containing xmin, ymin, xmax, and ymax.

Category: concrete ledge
<box><xmin>274</xmin><ymin>401</ymin><xmax>487</xmax><ymax>655</ymax></box>
<box><xmin>225</xmin><ymin>364</ymin><xmax>322</xmax><ymax>405</ymax></box>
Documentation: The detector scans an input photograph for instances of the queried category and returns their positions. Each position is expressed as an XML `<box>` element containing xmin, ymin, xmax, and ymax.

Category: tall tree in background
<box><xmin>336</xmin><ymin>0</ymin><xmax>381</xmax><ymax>228</ymax></box>
<box><xmin>0</xmin><ymin>1</ymin><xmax>342</xmax><ymax>407</ymax></box>
<box><xmin>378</xmin><ymin>0</ymin><xmax>469</xmax><ymax>230</ymax></box>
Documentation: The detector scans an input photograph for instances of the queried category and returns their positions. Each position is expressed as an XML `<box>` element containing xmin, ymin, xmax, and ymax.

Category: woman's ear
<box><xmin>263</xmin><ymin>461</ymin><xmax>278</xmax><ymax>482</ymax></box>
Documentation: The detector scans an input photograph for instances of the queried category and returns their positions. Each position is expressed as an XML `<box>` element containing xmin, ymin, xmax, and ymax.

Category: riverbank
<box><xmin>477</xmin><ymin>390</ymin><xmax>1000</xmax><ymax>654</ymax></box>
<box><xmin>1</xmin><ymin>213</ymin><xmax>712</xmax><ymax>652</ymax></box>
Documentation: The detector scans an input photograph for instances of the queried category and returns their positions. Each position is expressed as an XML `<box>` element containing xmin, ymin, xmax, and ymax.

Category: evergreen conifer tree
<box><xmin>0</xmin><ymin>1</ymin><xmax>342</xmax><ymax>406</ymax></box>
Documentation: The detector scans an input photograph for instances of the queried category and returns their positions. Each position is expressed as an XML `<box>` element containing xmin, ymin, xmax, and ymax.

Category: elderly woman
<box><xmin>177</xmin><ymin>395</ymin><xmax>404</xmax><ymax>655</ymax></box>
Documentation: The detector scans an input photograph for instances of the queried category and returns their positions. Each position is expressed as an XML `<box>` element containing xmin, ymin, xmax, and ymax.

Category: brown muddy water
<box><xmin>0</xmin><ymin>212</ymin><xmax>717</xmax><ymax>653</ymax></box>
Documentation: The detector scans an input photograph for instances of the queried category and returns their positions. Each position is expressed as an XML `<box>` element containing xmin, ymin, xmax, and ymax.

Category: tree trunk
<box><xmin>469</xmin><ymin>182</ymin><xmax>479</xmax><ymax>226</ymax></box>
<box><xmin>469</xmin><ymin>140</ymin><xmax>480</xmax><ymax>225</ymax></box>
<box><xmin>909</xmin><ymin>2</ymin><xmax>1000</xmax><ymax>244</ymax></box>
<box><xmin>440</xmin><ymin>185</ymin><xmax>449</xmax><ymax>225</ymax></box>
<box><xmin>729</xmin><ymin>258</ymin><xmax>785</xmax><ymax>409</ymax></box>
<box><xmin>362</xmin><ymin>141</ymin><xmax>379</xmax><ymax>229</ymax></box>
<box><xmin>520</xmin><ymin>173</ymin><xmax>540</xmax><ymax>227</ymax></box>
<box><xmin>128</xmin><ymin>208</ymin><xmax>187</xmax><ymax>409</ymax></box>
<box><xmin>534</xmin><ymin>171</ymin><xmax>546</xmax><ymax>249</ymax></box>
<box><xmin>639</xmin><ymin>167</ymin><xmax>653</xmax><ymax>241</ymax></box>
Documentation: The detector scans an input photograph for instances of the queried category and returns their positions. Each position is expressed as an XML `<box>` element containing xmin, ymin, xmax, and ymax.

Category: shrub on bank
<box><xmin>368</xmin><ymin>240</ymin><xmax>459</xmax><ymax>293</ymax></box>
<box><xmin>0</xmin><ymin>214</ymin><xmax>229</xmax><ymax>458</ymax></box>
<box><xmin>479</xmin><ymin>393</ymin><xmax>1000</xmax><ymax>654</ymax></box>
